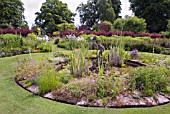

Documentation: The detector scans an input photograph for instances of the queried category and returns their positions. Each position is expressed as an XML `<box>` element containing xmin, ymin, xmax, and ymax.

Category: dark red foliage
<box><xmin>0</xmin><ymin>28</ymin><xmax>33</xmax><ymax>36</ymax></box>
<box><xmin>60</xmin><ymin>30</ymin><xmax>82</xmax><ymax>37</ymax></box>
<box><xmin>122</xmin><ymin>31</ymin><xmax>135</xmax><ymax>37</ymax></box>
<box><xmin>59</xmin><ymin>30</ymin><xmax>165</xmax><ymax>39</ymax></box>
<box><xmin>135</xmin><ymin>33</ymin><xmax>150</xmax><ymax>37</ymax></box>
<box><xmin>97</xmin><ymin>23</ymin><xmax>111</xmax><ymax>32</ymax></box>
<box><xmin>77</xmin><ymin>25</ymin><xmax>87</xmax><ymax>31</ymax></box>
<box><xmin>150</xmin><ymin>33</ymin><xmax>164</xmax><ymax>38</ymax></box>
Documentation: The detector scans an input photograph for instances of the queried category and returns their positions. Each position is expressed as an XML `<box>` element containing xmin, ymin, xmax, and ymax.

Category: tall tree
<box><xmin>110</xmin><ymin>0</ymin><xmax>121</xmax><ymax>18</ymax></box>
<box><xmin>77</xmin><ymin>0</ymin><xmax>121</xmax><ymax>28</ymax></box>
<box><xmin>76</xmin><ymin>1</ymin><xmax>99</xmax><ymax>29</ymax></box>
<box><xmin>0</xmin><ymin>0</ymin><xmax>28</xmax><ymax>28</ymax></box>
<box><xmin>129</xmin><ymin>0</ymin><xmax>170</xmax><ymax>33</ymax></box>
<box><xmin>97</xmin><ymin>0</ymin><xmax>116</xmax><ymax>23</ymax></box>
<box><xmin>35</xmin><ymin>0</ymin><xmax>75</xmax><ymax>33</ymax></box>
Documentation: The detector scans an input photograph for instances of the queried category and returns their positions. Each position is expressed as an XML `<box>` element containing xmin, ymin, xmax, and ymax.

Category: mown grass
<box><xmin>0</xmin><ymin>52</ymin><xmax>170</xmax><ymax>114</ymax></box>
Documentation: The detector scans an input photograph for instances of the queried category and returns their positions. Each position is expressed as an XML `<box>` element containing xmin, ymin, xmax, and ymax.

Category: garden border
<box><xmin>15</xmin><ymin>76</ymin><xmax>170</xmax><ymax>108</ymax></box>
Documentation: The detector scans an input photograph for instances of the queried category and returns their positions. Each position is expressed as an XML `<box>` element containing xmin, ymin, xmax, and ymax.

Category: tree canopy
<box><xmin>77</xmin><ymin>0</ymin><xmax>121</xmax><ymax>29</ymax></box>
<box><xmin>129</xmin><ymin>0</ymin><xmax>170</xmax><ymax>33</ymax></box>
<box><xmin>0</xmin><ymin>0</ymin><xmax>28</xmax><ymax>28</ymax></box>
<box><xmin>35</xmin><ymin>0</ymin><xmax>75</xmax><ymax>33</ymax></box>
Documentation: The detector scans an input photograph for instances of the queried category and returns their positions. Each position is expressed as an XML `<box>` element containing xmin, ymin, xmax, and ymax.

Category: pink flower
<box><xmin>92</xmin><ymin>90</ymin><xmax>95</xmax><ymax>94</ymax></box>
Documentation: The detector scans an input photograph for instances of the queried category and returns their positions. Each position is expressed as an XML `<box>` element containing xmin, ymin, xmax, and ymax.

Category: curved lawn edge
<box><xmin>1</xmin><ymin>53</ymin><xmax>170</xmax><ymax>114</ymax></box>
<box><xmin>15</xmin><ymin>77</ymin><xmax>170</xmax><ymax>108</ymax></box>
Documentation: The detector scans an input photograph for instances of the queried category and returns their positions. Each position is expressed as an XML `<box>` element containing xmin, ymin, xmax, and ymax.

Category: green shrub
<box><xmin>56</xmin><ymin>23</ymin><xmax>76</xmax><ymax>32</ymax></box>
<box><xmin>124</xmin><ymin>17</ymin><xmax>146</xmax><ymax>33</ymax></box>
<box><xmin>53</xmin><ymin>51</ymin><xmax>70</xmax><ymax>57</ymax></box>
<box><xmin>38</xmin><ymin>69</ymin><xmax>61</xmax><ymax>94</ymax></box>
<box><xmin>0</xmin><ymin>47</ymin><xmax>27</xmax><ymax>57</ymax></box>
<box><xmin>37</xmin><ymin>43</ymin><xmax>52</xmax><ymax>52</ymax></box>
<box><xmin>161</xmin><ymin>31</ymin><xmax>170</xmax><ymax>38</ymax></box>
<box><xmin>154</xmin><ymin>38</ymin><xmax>170</xmax><ymax>48</ymax></box>
<box><xmin>113</xmin><ymin>17</ymin><xmax>147</xmax><ymax>33</ymax></box>
<box><xmin>113</xmin><ymin>18</ymin><xmax>124</xmax><ymax>31</ymax></box>
<box><xmin>125</xmin><ymin>42</ymin><xmax>163</xmax><ymax>54</ymax></box>
<box><xmin>58</xmin><ymin>69</ymin><xmax>73</xmax><ymax>84</ymax></box>
<box><xmin>57</xmin><ymin>39</ymin><xmax>88</xmax><ymax>50</ymax></box>
<box><xmin>0</xmin><ymin>34</ymin><xmax>23</xmax><ymax>48</ymax></box>
<box><xmin>57</xmin><ymin>41</ymin><xmax>70</xmax><ymax>49</ymax></box>
<box><xmin>27</xmin><ymin>33</ymin><xmax>37</xmax><ymax>40</ymax></box>
<box><xmin>129</xmin><ymin>66</ymin><xmax>170</xmax><ymax>96</ymax></box>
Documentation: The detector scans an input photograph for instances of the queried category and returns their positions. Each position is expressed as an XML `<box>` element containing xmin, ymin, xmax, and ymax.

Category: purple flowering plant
<box><xmin>130</xmin><ymin>49</ymin><xmax>138</xmax><ymax>55</ymax></box>
<box><xmin>130</xmin><ymin>49</ymin><xmax>138</xmax><ymax>59</ymax></box>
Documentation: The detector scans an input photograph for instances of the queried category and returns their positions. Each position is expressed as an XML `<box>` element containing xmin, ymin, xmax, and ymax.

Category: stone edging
<box><xmin>15</xmin><ymin>78</ymin><xmax>170</xmax><ymax>108</ymax></box>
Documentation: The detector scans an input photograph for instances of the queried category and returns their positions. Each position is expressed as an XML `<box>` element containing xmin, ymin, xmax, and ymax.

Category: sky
<box><xmin>21</xmin><ymin>0</ymin><xmax>132</xmax><ymax>28</ymax></box>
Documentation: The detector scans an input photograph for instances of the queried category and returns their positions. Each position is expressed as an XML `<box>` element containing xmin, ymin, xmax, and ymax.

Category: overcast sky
<box><xmin>21</xmin><ymin>0</ymin><xmax>132</xmax><ymax>27</ymax></box>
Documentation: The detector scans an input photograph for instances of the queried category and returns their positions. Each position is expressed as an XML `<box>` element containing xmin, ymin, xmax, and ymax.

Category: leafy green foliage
<box><xmin>27</xmin><ymin>33</ymin><xmax>37</xmax><ymax>40</ymax></box>
<box><xmin>97</xmin><ymin>0</ymin><xmax>116</xmax><ymax>23</ymax></box>
<box><xmin>56</xmin><ymin>23</ymin><xmax>76</xmax><ymax>32</ymax></box>
<box><xmin>37</xmin><ymin>43</ymin><xmax>52</xmax><ymax>52</ymax></box>
<box><xmin>0</xmin><ymin>0</ymin><xmax>28</xmax><ymax>28</ymax></box>
<box><xmin>77</xmin><ymin>0</ymin><xmax>121</xmax><ymax>28</ymax></box>
<box><xmin>113</xmin><ymin>18</ymin><xmax>124</xmax><ymax>30</ymax></box>
<box><xmin>129</xmin><ymin>66</ymin><xmax>170</xmax><ymax>96</ymax></box>
<box><xmin>58</xmin><ymin>69</ymin><xmax>73</xmax><ymax>84</ymax></box>
<box><xmin>129</xmin><ymin>0</ymin><xmax>170</xmax><ymax>33</ymax></box>
<box><xmin>35</xmin><ymin>0</ymin><xmax>75</xmax><ymax>33</ymax></box>
<box><xmin>38</xmin><ymin>69</ymin><xmax>61</xmax><ymax>94</ymax></box>
<box><xmin>0</xmin><ymin>34</ymin><xmax>23</xmax><ymax>48</ymax></box>
<box><xmin>69</xmin><ymin>45</ymin><xmax>89</xmax><ymax>78</ymax></box>
<box><xmin>113</xmin><ymin>17</ymin><xmax>147</xmax><ymax>33</ymax></box>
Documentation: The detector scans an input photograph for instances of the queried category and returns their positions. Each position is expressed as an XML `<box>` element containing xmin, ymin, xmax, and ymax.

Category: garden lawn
<box><xmin>0</xmin><ymin>53</ymin><xmax>170</xmax><ymax>114</ymax></box>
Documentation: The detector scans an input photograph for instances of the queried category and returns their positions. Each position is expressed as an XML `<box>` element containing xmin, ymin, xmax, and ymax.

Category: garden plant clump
<box><xmin>0</xmin><ymin>33</ymin><xmax>52</xmax><ymax>58</ymax></box>
<box><xmin>15</xmin><ymin>35</ymin><xmax>170</xmax><ymax>108</ymax></box>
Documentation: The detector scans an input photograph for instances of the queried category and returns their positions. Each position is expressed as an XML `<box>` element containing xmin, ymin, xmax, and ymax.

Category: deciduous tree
<box><xmin>77</xmin><ymin>0</ymin><xmax>121</xmax><ymax>29</ymax></box>
<box><xmin>129</xmin><ymin>0</ymin><xmax>170</xmax><ymax>33</ymax></box>
<box><xmin>35</xmin><ymin>0</ymin><xmax>75</xmax><ymax>33</ymax></box>
<box><xmin>0</xmin><ymin>0</ymin><xmax>28</xmax><ymax>28</ymax></box>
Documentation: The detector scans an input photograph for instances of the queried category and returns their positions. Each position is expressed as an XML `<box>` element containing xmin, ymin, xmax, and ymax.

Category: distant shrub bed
<box><xmin>0</xmin><ymin>34</ymin><xmax>52</xmax><ymax>58</ymax></box>
<box><xmin>57</xmin><ymin>34</ymin><xmax>170</xmax><ymax>55</ymax></box>
<box><xmin>60</xmin><ymin>30</ymin><xmax>165</xmax><ymax>39</ymax></box>
<box><xmin>0</xmin><ymin>28</ymin><xmax>33</xmax><ymax>36</ymax></box>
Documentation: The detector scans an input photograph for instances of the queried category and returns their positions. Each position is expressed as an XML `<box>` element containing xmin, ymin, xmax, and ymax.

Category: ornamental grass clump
<box><xmin>129</xmin><ymin>66</ymin><xmax>170</xmax><ymax>96</ymax></box>
<box><xmin>69</xmin><ymin>43</ymin><xmax>89</xmax><ymax>78</ymax></box>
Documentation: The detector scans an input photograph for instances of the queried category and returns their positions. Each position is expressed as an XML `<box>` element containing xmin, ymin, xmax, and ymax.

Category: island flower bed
<box><xmin>15</xmin><ymin>47</ymin><xmax>170</xmax><ymax>108</ymax></box>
